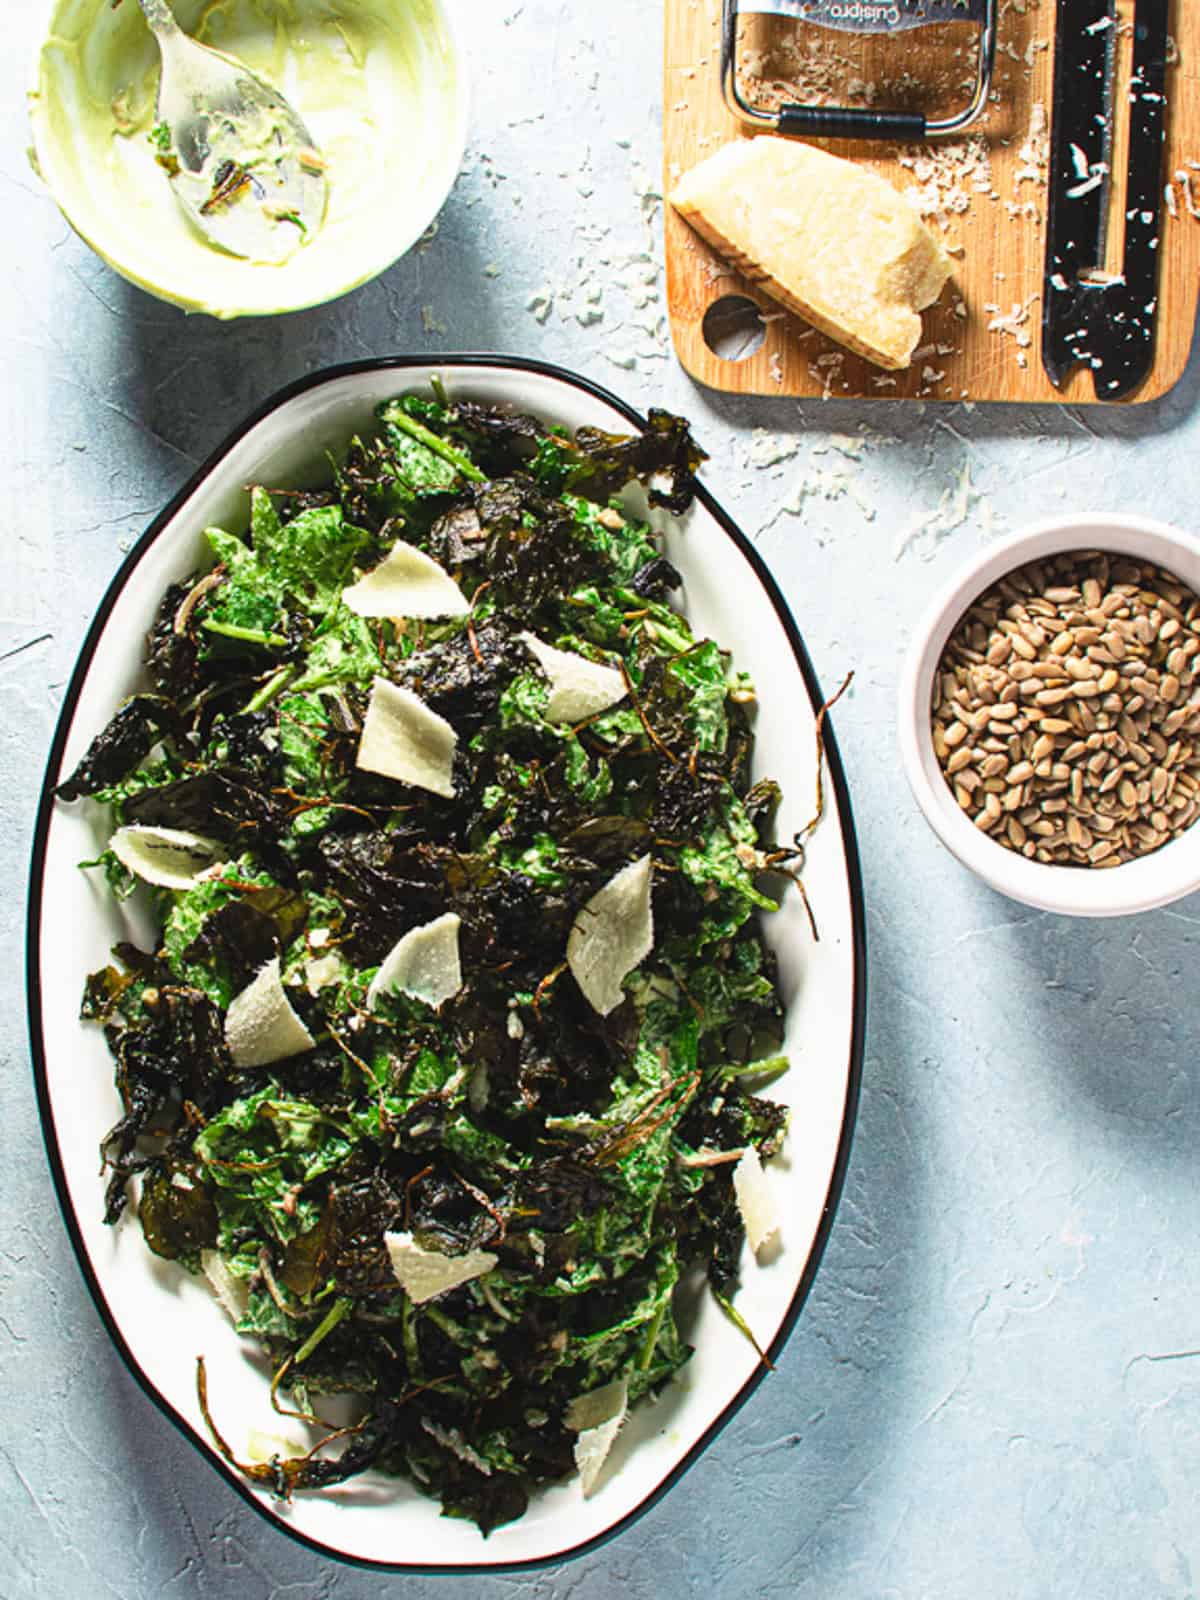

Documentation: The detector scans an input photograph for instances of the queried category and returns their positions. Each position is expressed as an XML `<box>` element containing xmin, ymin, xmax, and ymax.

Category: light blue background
<box><xmin>5</xmin><ymin>5</ymin><xmax>1200</xmax><ymax>1596</ymax></box>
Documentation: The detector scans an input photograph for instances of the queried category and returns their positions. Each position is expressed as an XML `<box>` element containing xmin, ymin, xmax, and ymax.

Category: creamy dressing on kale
<box><xmin>62</xmin><ymin>392</ymin><xmax>794</xmax><ymax>1532</ymax></box>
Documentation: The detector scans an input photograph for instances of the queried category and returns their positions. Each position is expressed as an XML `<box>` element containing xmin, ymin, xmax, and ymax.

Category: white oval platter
<box><xmin>27</xmin><ymin>356</ymin><xmax>866</xmax><ymax>1572</ymax></box>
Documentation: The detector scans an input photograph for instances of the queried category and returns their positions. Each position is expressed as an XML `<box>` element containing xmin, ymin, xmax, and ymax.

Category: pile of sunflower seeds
<box><xmin>931</xmin><ymin>551</ymin><xmax>1200</xmax><ymax>867</ymax></box>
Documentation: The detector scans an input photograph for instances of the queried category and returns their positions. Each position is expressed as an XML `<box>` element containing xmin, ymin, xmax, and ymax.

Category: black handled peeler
<box><xmin>1042</xmin><ymin>0</ymin><xmax>1170</xmax><ymax>400</ymax></box>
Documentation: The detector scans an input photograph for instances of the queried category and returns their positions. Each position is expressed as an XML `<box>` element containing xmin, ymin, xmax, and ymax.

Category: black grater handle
<box><xmin>777</xmin><ymin>104</ymin><xmax>928</xmax><ymax>141</ymax></box>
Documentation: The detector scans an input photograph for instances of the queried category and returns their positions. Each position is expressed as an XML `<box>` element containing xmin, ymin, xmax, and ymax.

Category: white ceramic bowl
<box><xmin>28</xmin><ymin>357</ymin><xmax>866</xmax><ymax>1571</ymax></box>
<box><xmin>899</xmin><ymin>513</ymin><xmax>1200</xmax><ymax>918</ymax></box>
<box><xmin>28</xmin><ymin>0</ymin><xmax>468</xmax><ymax>319</ymax></box>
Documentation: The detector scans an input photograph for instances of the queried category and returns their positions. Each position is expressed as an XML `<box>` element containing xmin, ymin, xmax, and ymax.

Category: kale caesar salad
<box><xmin>58</xmin><ymin>389</ymin><xmax>808</xmax><ymax>1532</ymax></box>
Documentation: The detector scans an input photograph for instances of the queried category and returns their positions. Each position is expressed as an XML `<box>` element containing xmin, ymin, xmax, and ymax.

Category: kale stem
<box><xmin>401</xmin><ymin>1296</ymin><xmax>423</xmax><ymax>1380</ymax></box>
<box><xmin>644</xmin><ymin>617</ymin><xmax>693</xmax><ymax>656</ymax></box>
<box><xmin>242</xmin><ymin>664</ymin><xmax>296</xmax><ymax>715</ymax></box>
<box><xmin>637</xmin><ymin>1298</ymin><xmax>668</xmax><ymax>1371</ymax></box>
<box><xmin>424</xmin><ymin>1305</ymin><xmax>468</xmax><ymax>1345</ymax></box>
<box><xmin>381</xmin><ymin>403</ymin><xmax>485</xmax><ymax>483</ymax></box>
<box><xmin>294</xmin><ymin>1296</ymin><xmax>351</xmax><ymax>1365</ymax></box>
<box><xmin>202</xmin><ymin>619</ymin><xmax>289</xmax><ymax>649</ymax></box>
<box><xmin>712</xmin><ymin>1288</ymin><xmax>774</xmax><ymax>1371</ymax></box>
<box><xmin>718</xmin><ymin>1055</ymin><xmax>790</xmax><ymax>1089</ymax></box>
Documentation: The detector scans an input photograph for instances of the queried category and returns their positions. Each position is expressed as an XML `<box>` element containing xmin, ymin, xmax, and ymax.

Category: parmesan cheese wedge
<box><xmin>201</xmin><ymin>1248</ymin><xmax>250</xmax><ymax>1325</ymax></box>
<box><xmin>365</xmin><ymin>912</ymin><xmax>463</xmax><ymax>1011</ymax></box>
<box><xmin>566</xmin><ymin>855</ymin><xmax>654</xmax><ymax>1016</ymax></box>
<box><xmin>567</xmin><ymin>1377</ymin><xmax>629</xmax><ymax>1497</ymax></box>
<box><xmin>518</xmin><ymin>632</ymin><xmax>627</xmax><ymax>724</ymax></box>
<box><xmin>670</xmin><ymin>138</ymin><xmax>954</xmax><ymax>371</ymax></box>
<box><xmin>732</xmin><ymin>1145</ymin><xmax>779</xmax><ymax>1255</ymax></box>
<box><xmin>356</xmin><ymin>677</ymin><xmax>457</xmax><ymax>798</ymax></box>
<box><xmin>383</xmin><ymin>1231</ymin><xmax>498</xmax><ymax>1305</ymax></box>
<box><xmin>224</xmin><ymin>956</ymin><xmax>315</xmax><ymax>1069</ymax></box>
<box><xmin>342</xmin><ymin>542</ymin><xmax>470</xmax><ymax>619</ymax></box>
<box><xmin>108</xmin><ymin>824</ymin><xmax>223</xmax><ymax>890</ymax></box>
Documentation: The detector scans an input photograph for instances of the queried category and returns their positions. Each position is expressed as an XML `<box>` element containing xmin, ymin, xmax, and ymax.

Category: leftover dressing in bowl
<box><xmin>29</xmin><ymin>0</ymin><xmax>466</xmax><ymax>318</ymax></box>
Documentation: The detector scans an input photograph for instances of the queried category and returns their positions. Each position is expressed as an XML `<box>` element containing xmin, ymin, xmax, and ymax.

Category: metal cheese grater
<box><xmin>721</xmin><ymin>0</ymin><xmax>998</xmax><ymax>140</ymax></box>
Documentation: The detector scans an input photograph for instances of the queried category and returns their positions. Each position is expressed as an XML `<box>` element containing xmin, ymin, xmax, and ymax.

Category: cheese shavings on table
<box><xmin>670</xmin><ymin>136</ymin><xmax>955</xmax><ymax>370</ymax></box>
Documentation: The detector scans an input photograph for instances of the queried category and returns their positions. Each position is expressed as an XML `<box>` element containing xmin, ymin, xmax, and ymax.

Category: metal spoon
<box><xmin>136</xmin><ymin>0</ymin><xmax>328</xmax><ymax>265</ymax></box>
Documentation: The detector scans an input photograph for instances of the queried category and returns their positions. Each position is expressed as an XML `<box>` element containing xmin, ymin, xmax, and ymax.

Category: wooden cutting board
<box><xmin>663</xmin><ymin>0</ymin><xmax>1200</xmax><ymax>404</ymax></box>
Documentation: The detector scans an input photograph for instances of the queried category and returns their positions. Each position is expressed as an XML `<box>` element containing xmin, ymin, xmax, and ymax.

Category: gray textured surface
<box><xmin>6</xmin><ymin>4</ymin><xmax>1200</xmax><ymax>1597</ymax></box>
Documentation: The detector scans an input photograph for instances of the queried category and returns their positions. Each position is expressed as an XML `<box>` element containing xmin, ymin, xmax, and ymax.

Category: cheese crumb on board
<box><xmin>1173</xmin><ymin>169</ymin><xmax>1200</xmax><ymax>220</ymax></box>
<box><xmin>224</xmin><ymin>956</ymin><xmax>315</xmax><ymax>1070</ymax></box>
<box><xmin>669</xmin><ymin>138</ymin><xmax>954</xmax><ymax>370</ymax></box>
<box><xmin>1013</xmin><ymin>102</ymin><xmax>1049</xmax><ymax>189</ymax></box>
<box><xmin>383</xmin><ymin>1232</ymin><xmax>498</xmax><ymax>1305</ymax></box>
<box><xmin>899</xmin><ymin>135</ymin><xmax>993</xmax><ymax>228</ymax></box>
<box><xmin>984</xmin><ymin>293</ymin><xmax>1040</xmax><ymax>371</ymax></box>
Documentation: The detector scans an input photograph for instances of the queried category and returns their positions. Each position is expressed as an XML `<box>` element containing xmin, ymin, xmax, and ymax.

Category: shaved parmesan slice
<box><xmin>383</xmin><ymin>1231</ymin><xmax>497</xmax><ymax>1305</ymax></box>
<box><xmin>356</xmin><ymin>677</ymin><xmax>457</xmax><ymax>798</ymax></box>
<box><xmin>247</xmin><ymin>1428</ymin><xmax>309</xmax><ymax>1465</ymax></box>
<box><xmin>567</xmin><ymin>855</ymin><xmax>654</xmax><ymax>1016</ymax></box>
<box><xmin>566</xmin><ymin>1376</ymin><xmax>629</xmax><ymax>1433</ymax></box>
<box><xmin>519</xmin><ymin>632</ymin><xmax>627</xmax><ymax>724</ymax></box>
<box><xmin>567</xmin><ymin>1378</ymin><xmax>629</xmax><ymax>1497</ymax></box>
<box><xmin>342</xmin><ymin>542</ymin><xmax>470</xmax><ymax>619</ymax></box>
<box><xmin>365</xmin><ymin>912</ymin><xmax>463</xmax><ymax>1011</ymax></box>
<box><xmin>468</xmin><ymin>1060</ymin><xmax>490</xmax><ymax>1113</ymax></box>
<box><xmin>108</xmin><ymin>824</ymin><xmax>222</xmax><ymax>890</ymax></box>
<box><xmin>575</xmin><ymin>1415</ymin><xmax>626</xmax><ymax>1497</ymax></box>
<box><xmin>224</xmin><ymin>956</ymin><xmax>315</xmax><ymax>1069</ymax></box>
<box><xmin>733</xmin><ymin>1146</ymin><xmax>779</xmax><ymax>1255</ymax></box>
<box><xmin>201</xmin><ymin>1248</ymin><xmax>249</xmax><ymax>1325</ymax></box>
<box><xmin>303</xmin><ymin>952</ymin><xmax>344</xmax><ymax>994</ymax></box>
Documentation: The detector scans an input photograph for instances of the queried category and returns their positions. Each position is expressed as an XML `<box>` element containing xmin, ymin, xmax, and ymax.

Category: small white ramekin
<box><xmin>898</xmin><ymin>513</ymin><xmax>1200</xmax><ymax>917</ymax></box>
